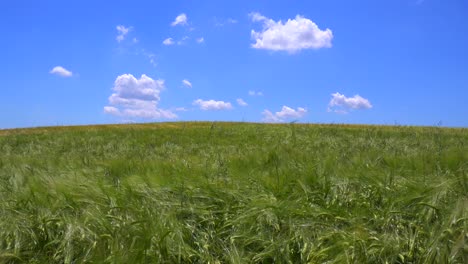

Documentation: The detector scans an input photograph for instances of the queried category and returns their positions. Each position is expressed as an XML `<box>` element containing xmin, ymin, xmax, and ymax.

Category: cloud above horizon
<box><xmin>328</xmin><ymin>92</ymin><xmax>372</xmax><ymax>113</ymax></box>
<box><xmin>49</xmin><ymin>66</ymin><xmax>73</xmax><ymax>77</ymax></box>
<box><xmin>104</xmin><ymin>74</ymin><xmax>176</xmax><ymax>119</ymax></box>
<box><xmin>262</xmin><ymin>106</ymin><xmax>307</xmax><ymax>122</ymax></box>
<box><xmin>193</xmin><ymin>99</ymin><xmax>233</xmax><ymax>110</ymax></box>
<box><xmin>250</xmin><ymin>12</ymin><xmax>333</xmax><ymax>53</ymax></box>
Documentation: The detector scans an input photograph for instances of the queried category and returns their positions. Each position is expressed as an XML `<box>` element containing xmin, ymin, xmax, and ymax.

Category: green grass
<box><xmin>0</xmin><ymin>122</ymin><xmax>466</xmax><ymax>263</ymax></box>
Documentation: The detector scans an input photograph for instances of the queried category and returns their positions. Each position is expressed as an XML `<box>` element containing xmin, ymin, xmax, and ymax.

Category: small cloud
<box><xmin>196</xmin><ymin>37</ymin><xmax>205</xmax><ymax>43</ymax></box>
<box><xmin>329</xmin><ymin>109</ymin><xmax>348</xmax><ymax>115</ymax></box>
<box><xmin>248</xmin><ymin>90</ymin><xmax>263</xmax><ymax>96</ymax></box>
<box><xmin>163</xmin><ymin>36</ymin><xmax>190</xmax><ymax>46</ymax></box>
<box><xmin>182</xmin><ymin>79</ymin><xmax>192</xmax><ymax>88</ymax></box>
<box><xmin>177</xmin><ymin>36</ymin><xmax>189</xmax><ymax>45</ymax></box>
<box><xmin>116</xmin><ymin>25</ymin><xmax>131</xmax><ymax>42</ymax></box>
<box><xmin>104</xmin><ymin>106</ymin><xmax>120</xmax><ymax>115</ymax></box>
<box><xmin>104</xmin><ymin>74</ymin><xmax>176</xmax><ymax>119</ymax></box>
<box><xmin>250</xmin><ymin>12</ymin><xmax>268</xmax><ymax>22</ymax></box>
<box><xmin>175</xmin><ymin>107</ymin><xmax>188</xmax><ymax>112</ymax></box>
<box><xmin>276</xmin><ymin>106</ymin><xmax>307</xmax><ymax>119</ymax></box>
<box><xmin>327</xmin><ymin>92</ymin><xmax>372</xmax><ymax>113</ymax></box>
<box><xmin>262</xmin><ymin>106</ymin><xmax>307</xmax><ymax>122</ymax></box>
<box><xmin>250</xmin><ymin>12</ymin><xmax>333</xmax><ymax>53</ymax></box>
<box><xmin>171</xmin><ymin>13</ymin><xmax>188</xmax><ymax>27</ymax></box>
<box><xmin>147</xmin><ymin>54</ymin><xmax>156</xmax><ymax>67</ymax></box>
<box><xmin>49</xmin><ymin>66</ymin><xmax>73</xmax><ymax>77</ymax></box>
<box><xmin>193</xmin><ymin>99</ymin><xmax>233</xmax><ymax>110</ymax></box>
<box><xmin>132</xmin><ymin>38</ymin><xmax>139</xmax><ymax>43</ymax></box>
<box><xmin>163</xmin><ymin>37</ymin><xmax>175</xmax><ymax>45</ymax></box>
<box><xmin>237</xmin><ymin>98</ymin><xmax>248</xmax><ymax>106</ymax></box>
<box><xmin>214</xmin><ymin>17</ymin><xmax>238</xmax><ymax>27</ymax></box>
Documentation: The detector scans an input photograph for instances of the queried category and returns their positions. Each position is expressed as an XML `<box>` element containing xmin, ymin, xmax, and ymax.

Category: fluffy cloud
<box><xmin>328</xmin><ymin>92</ymin><xmax>372</xmax><ymax>113</ymax></box>
<box><xmin>193</xmin><ymin>99</ymin><xmax>233</xmax><ymax>110</ymax></box>
<box><xmin>104</xmin><ymin>74</ymin><xmax>177</xmax><ymax>119</ymax></box>
<box><xmin>49</xmin><ymin>66</ymin><xmax>73</xmax><ymax>77</ymax></box>
<box><xmin>248</xmin><ymin>90</ymin><xmax>263</xmax><ymax>96</ymax></box>
<box><xmin>250</xmin><ymin>12</ymin><xmax>333</xmax><ymax>53</ymax></box>
<box><xmin>276</xmin><ymin>106</ymin><xmax>307</xmax><ymax>119</ymax></box>
<box><xmin>250</xmin><ymin>13</ymin><xmax>268</xmax><ymax>22</ymax></box>
<box><xmin>196</xmin><ymin>37</ymin><xmax>205</xmax><ymax>43</ymax></box>
<box><xmin>182</xmin><ymin>79</ymin><xmax>192</xmax><ymax>88</ymax></box>
<box><xmin>237</xmin><ymin>98</ymin><xmax>248</xmax><ymax>106</ymax></box>
<box><xmin>103</xmin><ymin>106</ymin><xmax>119</xmax><ymax>115</ymax></box>
<box><xmin>162</xmin><ymin>38</ymin><xmax>174</xmax><ymax>45</ymax></box>
<box><xmin>262</xmin><ymin>106</ymin><xmax>307</xmax><ymax>122</ymax></box>
<box><xmin>262</xmin><ymin>110</ymin><xmax>282</xmax><ymax>123</ymax></box>
<box><xmin>116</xmin><ymin>25</ymin><xmax>131</xmax><ymax>42</ymax></box>
<box><xmin>171</xmin><ymin>13</ymin><xmax>188</xmax><ymax>26</ymax></box>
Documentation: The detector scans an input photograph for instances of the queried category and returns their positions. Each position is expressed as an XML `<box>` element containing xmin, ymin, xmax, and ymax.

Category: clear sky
<box><xmin>1</xmin><ymin>0</ymin><xmax>467</xmax><ymax>128</ymax></box>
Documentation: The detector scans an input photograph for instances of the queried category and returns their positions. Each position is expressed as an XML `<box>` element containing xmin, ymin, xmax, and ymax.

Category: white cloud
<box><xmin>262</xmin><ymin>106</ymin><xmax>307</xmax><ymax>122</ymax></box>
<box><xmin>163</xmin><ymin>38</ymin><xmax>175</xmax><ymax>45</ymax></box>
<box><xmin>262</xmin><ymin>110</ymin><xmax>282</xmax><ymax>123</ymax></box>
<box><xmin>104</xmin><ymin>106</ymin><xmax>120</xmax><ymax>115</ymax></box>
<box><xmin>104</xmin><ymin>74</ymin><xmax>177</xmax><ymax>119</ymax></box>
<box><xmin>250</xmin><ymin>12</ymin><xmax>268</xmax><ymax>22</ymax></box>
<box><xmin>116</xmin><ymin>25</ymin><xmax>131</xmax><ymax>42</ymax></box>
<box><xmin>328</xmin><ymin>92</ymin><xmax>372</xmax><ymax>113</ymax></box>
<box><xmin>182</xmin><ymin>79</ymin><xmax>192</xmax><ymax>88</ymax></box>
<box><xmin>171</xmin><ymin>13</ymin><xmax>188</xmax><ymax>26</ymax></box>
<box><xmin>196</xmin><ymin>37</ymin><xmax>204</xmax><ymax>43</ymax></box>
<box><xmin>250</xmin><ymin>12</ymin><xmax>333</xmax><ymax>53</ymax></box>
<box><xmin>248</xmin><ymin>90</ymin><xmax>263</xmax><ymax>96</ymax></box>
<box><xmin>276</xmin><ymin>106</ymin><xmax>307</xmax><ymax>119</ymax></box>
<box><xmin>237</xmin><ymin>98</ymin><xmax>248</xmax><ymax>106</ymax></box>
<box><xmin>49</xmin><ymin>66</ymin><xmax>73</xmax><ymax>77</ymax></box>
<box><xmin>193</xmin><ymin>99</ymin><xmax>233</xmax><ymax>110</ymax></box>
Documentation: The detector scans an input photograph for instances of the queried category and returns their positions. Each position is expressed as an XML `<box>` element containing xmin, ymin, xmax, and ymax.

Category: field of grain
<box><xmin>0</xmin><ymin>122</ymin><xmax>466</xmax><ymax>263</ymax></box>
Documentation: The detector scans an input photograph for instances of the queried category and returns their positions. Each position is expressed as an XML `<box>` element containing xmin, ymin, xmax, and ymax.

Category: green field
<box><xmin>0</xmin><ymin>122</ymin><xmax>466</xmax><ymax>263</ymax></box>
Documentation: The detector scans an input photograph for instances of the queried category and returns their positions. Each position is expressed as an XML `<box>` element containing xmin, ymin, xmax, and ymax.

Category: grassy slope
<box><xmin>0</xmin><ymin>122</ymin><xmax>466</xmax><ymax>263</ymax></box>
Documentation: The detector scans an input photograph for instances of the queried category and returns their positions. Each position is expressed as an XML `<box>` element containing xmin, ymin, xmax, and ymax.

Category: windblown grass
<box><xmin>0</xmin><ymin>122</ymin><xmax>466</xmax><ymax>263</ymax></box>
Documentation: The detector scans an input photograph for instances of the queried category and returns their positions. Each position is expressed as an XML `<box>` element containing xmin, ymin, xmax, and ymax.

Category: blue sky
<box><xmin>1</xmin><ymin>0</ymin><xmax>467</xmax><ymax>128</ymax></box>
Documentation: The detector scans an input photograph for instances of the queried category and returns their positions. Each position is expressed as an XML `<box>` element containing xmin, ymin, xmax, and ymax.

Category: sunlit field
<box><xmin>0</xmin><ymin>122</ymin><xmax>466</xmax><ymax>263</ymax></box>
